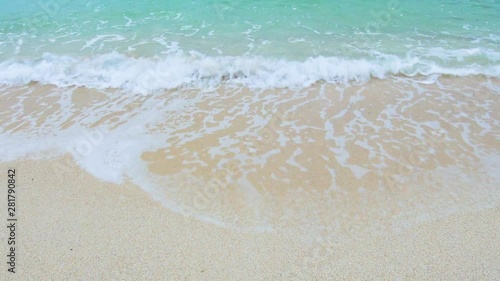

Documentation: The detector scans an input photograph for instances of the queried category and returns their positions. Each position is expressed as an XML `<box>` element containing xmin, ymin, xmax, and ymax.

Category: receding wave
<box><xmin>0</xmin><ymin>49</ymin><xmax>499</xmax><ymax>94</ymax></box>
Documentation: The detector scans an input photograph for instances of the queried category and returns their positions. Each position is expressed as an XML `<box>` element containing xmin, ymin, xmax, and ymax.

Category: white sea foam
<box><xmin>1</xmin><ymin>71</ymin><xmax>499</xmax><ymax>231</ymax></box>
<box><xmin>0</xmin><ymin>49</ymin><xmax>499</xmax><ymax>94</ymax></box>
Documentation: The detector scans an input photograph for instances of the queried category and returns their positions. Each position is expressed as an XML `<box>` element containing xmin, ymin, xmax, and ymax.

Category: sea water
<box><xmin>0</xmin><ymin>0</ymin><xmax>499</xmax><ymax>92</ymax></box>
<box><xmin>0</xmin><ymin>1</ymin><xmax>499</xmax><ymax>233</ymax></box>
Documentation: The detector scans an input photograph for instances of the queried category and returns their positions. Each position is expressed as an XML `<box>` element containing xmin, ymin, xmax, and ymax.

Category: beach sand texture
<box><xmin>0</xmin><ymin>159</ymin><xmax>498</xmax><ymax>280</ymax></box>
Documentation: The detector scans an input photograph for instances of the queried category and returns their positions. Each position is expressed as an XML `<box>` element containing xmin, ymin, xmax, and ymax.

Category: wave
<box><xmin>0</xmin><ymin>50</ymin><xmax>499</xmax><ymax>94</ymax></box>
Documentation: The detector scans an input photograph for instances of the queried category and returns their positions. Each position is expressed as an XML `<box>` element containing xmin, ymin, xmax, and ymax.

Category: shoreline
<box><xmin>1</xmin><ymin>158</ymin><xmax>499</xmax><ymax>279</ymax></box>
<box><xmin>1</xmin><ymin>77</ymin><xmax>499</xmax><ymax>234</ymax></box>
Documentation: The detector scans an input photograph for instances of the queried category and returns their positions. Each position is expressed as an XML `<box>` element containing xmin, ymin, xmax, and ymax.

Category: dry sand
<box><xmin>1</xmin><ymin>158</ymin><xmax>498</xmax><ymax>280</ymax></box>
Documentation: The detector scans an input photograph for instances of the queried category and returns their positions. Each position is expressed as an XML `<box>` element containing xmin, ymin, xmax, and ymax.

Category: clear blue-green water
<box><xmin>0</xmin><ymin>0</ymin><xmax>499</xmax><ymax>92</ymax></box>
<box><xmin>1</xmin><ymin>1</ymin><xmax>500</xmax><ymax>232</ymax></box>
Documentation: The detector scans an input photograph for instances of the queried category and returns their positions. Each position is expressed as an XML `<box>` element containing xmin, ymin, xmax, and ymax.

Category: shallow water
<box><xmin>0</xmin><ymin>1</ymin><xmax>499</xmax><ymax>235</ymax></box>
<box><xmin>1</xmin><ymin>77</ymin><xmax>498</xmax><ymax>235</ymax></box>
<box><xmin>0</xmin><ymin>0</ymin><xmax>499</xmax><ymax>91</ymax></box>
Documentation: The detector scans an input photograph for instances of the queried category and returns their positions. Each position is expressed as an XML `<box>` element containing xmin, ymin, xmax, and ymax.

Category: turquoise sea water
<box><xmin>1</xmin><ymin>1</ymin><xmax>500</xmax><ymax>231</ymax></box>
<box><xmin>0</xmin><ymin>0</ymin><xmax>499</xmax><ymax>92</ymax></box>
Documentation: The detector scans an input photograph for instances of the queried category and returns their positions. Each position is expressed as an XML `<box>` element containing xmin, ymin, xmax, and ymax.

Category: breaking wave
<box><xmin>0</xmin><ymin>49</ymin><xmax>499</xmax><ymax>94</ymax></box>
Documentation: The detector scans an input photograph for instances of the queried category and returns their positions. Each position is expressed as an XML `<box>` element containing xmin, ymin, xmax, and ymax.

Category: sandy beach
<box><xmin>0</xmin><ymin>158</ymin><xmax>498</xmax><ymax>280</ymax></box>
<box><xmin>1</xmin><ymin>76</ymin><xmax>499</xmax><ymax>279</ymax></box>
